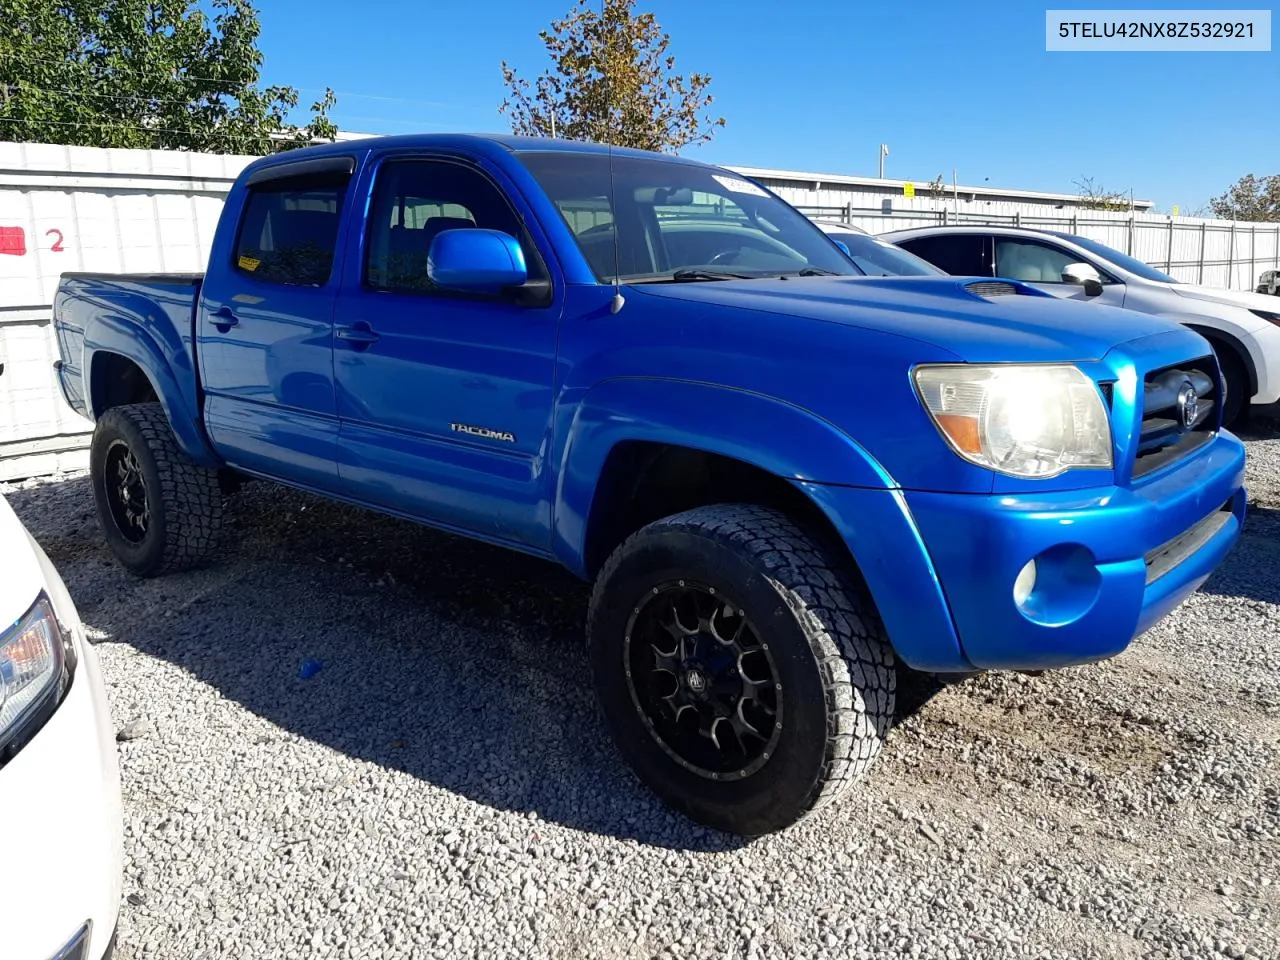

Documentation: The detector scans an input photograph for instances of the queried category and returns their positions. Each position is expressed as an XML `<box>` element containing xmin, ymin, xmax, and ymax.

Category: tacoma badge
<box><xmin>450</xmin><ymin>422</ymin><xmax>516</xmax><ymax>443</ymax></box>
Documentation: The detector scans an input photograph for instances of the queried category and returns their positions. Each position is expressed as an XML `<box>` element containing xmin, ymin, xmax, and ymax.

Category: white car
<box><xmin>884</xmin><ymin>225</ymin><xmax>1280</xmax><ymax>425</ymax></box>
<box><xmin>809</xmin><ymin>219</ymin><xmax>947</xmax><ymax>277</ymax></box>
<box><xmin>0</xmin><ymin>492</ymin><xmax>123</xmax><ymax>959</ymax></box>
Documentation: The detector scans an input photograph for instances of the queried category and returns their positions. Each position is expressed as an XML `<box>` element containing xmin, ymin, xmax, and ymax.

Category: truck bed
<box><xmin>53</xmin><ymin>272</ymin><xmax>204</xmax><ymax>422</ymax></box>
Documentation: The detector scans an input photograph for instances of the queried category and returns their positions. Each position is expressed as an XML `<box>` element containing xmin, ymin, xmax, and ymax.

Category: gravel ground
<box><xmin>6</xmin><ymin>423</ymin><xmax>1280</xmax><ymax>960</ymax></box>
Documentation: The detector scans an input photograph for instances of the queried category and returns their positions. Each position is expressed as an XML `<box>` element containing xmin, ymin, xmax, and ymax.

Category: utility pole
<box><xmin>879</xmin><ymin>143</ymin><xmax>889</xmax><ymax>179</ymax></box>
<box><xmin>550</xmin><ymin>114</ymin><xmax>557</xmax><ymax>138</ymax></box>
<box><xmin>953</xmin><ymin>168</ymin><xmax>959</xmax><ymax>221</ymax></box>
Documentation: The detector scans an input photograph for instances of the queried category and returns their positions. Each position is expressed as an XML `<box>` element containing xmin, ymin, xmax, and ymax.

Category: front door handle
<box><xmin>211</xmin><ymin>306</ymin><xmax>239</xmax><ymax>332</ymax></box>
<box><xmin>336</xmin><ymin>322</ymin><xmax>380</xmax><ymax>348</ymax></box>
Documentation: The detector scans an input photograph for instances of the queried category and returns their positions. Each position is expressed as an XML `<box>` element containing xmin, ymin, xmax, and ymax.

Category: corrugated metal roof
<box><xmin>724</xmin><ymin>164</ymin><xmax>1155</xmax><ymax>210</ymax></box>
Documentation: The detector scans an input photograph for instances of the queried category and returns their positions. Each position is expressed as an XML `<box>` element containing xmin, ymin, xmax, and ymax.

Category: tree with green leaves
<box><xmin>0</xmin><ymin>0</ymin><xmax>337</xmax><ymax>154</ymax></box>
<box><xmin>1210</xmin><ymin>173</ymin><xmax>1280</xmax><ymax>222</ymax></box>
<box><xmin>499</xmin><ymin>0</ymin><xmax>724</xmax><ymax>153</ymax></box>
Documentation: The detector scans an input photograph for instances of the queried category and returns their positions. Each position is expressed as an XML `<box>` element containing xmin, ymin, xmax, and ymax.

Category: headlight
<box><xmin>0</xmin><ymin>594</ymin><xmax>75</xmax><ymax>764</ymax></box>
<box><xmin>913</xmin><ymin>363</ymin><xmax>1112</xmax><ymax>479</ymax></box>
<box><xmin>1249</xmin><ymin>308</ymin><xmax>1280</xmax><ymax>326</ymax></box>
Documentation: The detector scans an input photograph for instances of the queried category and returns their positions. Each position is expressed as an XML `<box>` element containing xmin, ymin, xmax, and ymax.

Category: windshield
<box><xmin>517</xmin><ymin>151</ymin><xmax>863</xmax><ymax>282</ymax></box>
<box><xmin>825</xmin><ymin>230</ymin><xmax>945</xmax><ymax>276</ymax></box>
<box><xmin>1051</xmin><ymin>233</ymin><xmax>1178</xmax><ymax>283</ymax></box>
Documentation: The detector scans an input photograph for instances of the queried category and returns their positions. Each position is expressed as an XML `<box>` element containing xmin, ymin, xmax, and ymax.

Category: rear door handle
<box><xmin>210</xmin><ymin>306</ymin><xmax>239</xmax><ymax>331</ymax></box>
<box><xmin>336</xmin><ymin>322</ymin><xmax>380</xmax><ymax>347</ymax></box>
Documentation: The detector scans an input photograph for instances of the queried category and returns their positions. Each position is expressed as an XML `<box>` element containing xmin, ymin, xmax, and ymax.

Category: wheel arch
<box><xmin>552</xmin><ymin>377</ymin><xmax>897</xmax><ymax>581</ymax></box>
<box><xmin>1177</xmin><ymin>322</ymin><xmax>1258</xmax><ymax>397</ymax></box>
<box><xmin>84</xmin><ymin>325</ymin><xmax>220</xmax><ymax>468</ymax></box>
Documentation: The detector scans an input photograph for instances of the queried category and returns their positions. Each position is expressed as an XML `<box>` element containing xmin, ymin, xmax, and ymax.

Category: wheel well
<box><xmin>1187</xmin><ymin>325</ymin><xmax>1257</xmax><ymax>396</ymax></box>
<box><xmin>582</xmin><ymin>442</ymin><xmax>850</xmax><ymax>580</ymax></box>
<box><xmin>90</xmin><ymin>353</ymin><xmax>158</xmax><ymax>416</ymax></box>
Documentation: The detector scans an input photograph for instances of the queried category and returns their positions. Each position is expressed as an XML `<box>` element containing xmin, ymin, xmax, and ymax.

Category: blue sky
<box><xmin>254</xmin><ymin>0</ymin><xmax>1278</xmax><ymax>211</ymax></box>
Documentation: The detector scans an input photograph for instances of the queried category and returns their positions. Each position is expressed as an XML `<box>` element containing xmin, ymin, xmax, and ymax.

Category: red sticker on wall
<box><xmin>0</xmin><ymin>226</ymin><xmax>26</xmax><ymax>256</ymax></box>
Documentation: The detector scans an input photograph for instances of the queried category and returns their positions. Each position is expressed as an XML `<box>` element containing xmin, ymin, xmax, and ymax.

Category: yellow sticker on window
<box><xmin>903</xmin><ymin>182</ymin><xmax>916</xmax><ymax>198</ymax></box>
<box><xmin>238</xmin><ymin>255</ymin><xmax>261</xmax><ymax>272</ymax></box>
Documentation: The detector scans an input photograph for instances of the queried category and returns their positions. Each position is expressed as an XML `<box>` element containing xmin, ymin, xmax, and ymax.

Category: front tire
<box><xmin>587</xmin><ymin>504</ymin><xmax>896</xmax><ymax>836</ymax></box>
<box><xmin>1217</xmin><ymin>346</ymin><xmax>1249</xmax><ymax>428</ymax></box>
<box><xmin>90</xmin><ymin>402</ymin><xmax>223</xmax><ymax>577</ymax></box>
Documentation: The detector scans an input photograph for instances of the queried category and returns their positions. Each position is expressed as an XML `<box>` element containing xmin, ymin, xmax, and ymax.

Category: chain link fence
<box><xmin>793</xmin><ymin>203</ymin><xmax>1280</xmax><ymax>292</ymax></box>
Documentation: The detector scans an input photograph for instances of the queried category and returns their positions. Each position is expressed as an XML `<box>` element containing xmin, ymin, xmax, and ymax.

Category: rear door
<box><xmin>893</xmin><ymin>233</ymin><xmax>994</xmax><ymax>277</ymax></box>
<box><xmin>198</xmin><ymin>156</ymin><xmax>356</xmax><ymax>491</ymax></box>
<box><xmin>990</xmin><ymin>235</ymin><xmax>1127</xmax><ymax>306</ymax></box>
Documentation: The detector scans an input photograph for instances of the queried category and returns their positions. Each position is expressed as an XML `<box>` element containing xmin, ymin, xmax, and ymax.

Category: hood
<box><xmin>0</xmin><ymin>494</ymin><xmax>45</xmax><ymax>630</ymax></box>
<box><xmin>1172</xmin><ymin>283</ymin><xmax>1280</xmax><ymax>315</ymax></box>
<box><xmin>631</xmin><ymin>275</ymin><xmax>1191</xmax><ymax>362</ymax></box>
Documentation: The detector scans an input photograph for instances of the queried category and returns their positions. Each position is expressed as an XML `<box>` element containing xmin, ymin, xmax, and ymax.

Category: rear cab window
<box><xmin>233</xmin><ymin>163</ymin><xmax>354</xmax><ymax>286</ymax></box>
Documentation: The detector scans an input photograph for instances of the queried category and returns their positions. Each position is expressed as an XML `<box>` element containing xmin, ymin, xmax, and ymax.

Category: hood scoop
<box><xmin>965</xmin><ymin>281</ymin><xmax>1020</xmax><ymax>299</ymax></box>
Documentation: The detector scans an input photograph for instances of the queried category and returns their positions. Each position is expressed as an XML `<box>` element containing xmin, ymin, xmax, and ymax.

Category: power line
<box><xmin>0</xmin><ymin>52</ymin><xmax>456</xmax><ymax>111</ymax></box>
<box><xmin>1</xmin><ymin>85</ymin><xmax>446</xmax><ymax>132</ymax></box>
<box><xmin>3</xmin><ymin>85</ymin><xmax>256</xmax><ymax>109</ymax></box>
<box><xmin>0</xmin><ymin>115</ymin><xmax>292</xmax><ymax>144</ymax></box>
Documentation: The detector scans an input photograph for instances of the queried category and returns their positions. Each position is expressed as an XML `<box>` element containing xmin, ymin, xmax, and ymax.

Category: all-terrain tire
<box><xmin>587</xmin><ymin>503</ymin><xmax>896</xmax><ymax>836</ymax></box>
<box><xmin>90</xmin><ymin>402</ymin><xmax>223</xmax><ymax>577</ymax></box>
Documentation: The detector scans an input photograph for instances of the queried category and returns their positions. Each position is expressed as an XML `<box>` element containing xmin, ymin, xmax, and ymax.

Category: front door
<box><xmin>330</xmin><ymin>155</ymin><xmax>561</xmax><ymax>551</ymax></box>
<box><xmin>198</xmin><ymin>157</ymin><xmax>355</xmax><ymax>491</ymax></box>
<box><xmin>991</xmin><ymin>235</ymin><xmax>1127</xmax><ymax>306</ymax></box>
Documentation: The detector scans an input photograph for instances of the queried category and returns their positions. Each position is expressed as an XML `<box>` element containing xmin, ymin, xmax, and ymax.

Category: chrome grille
<box><xmin>1131</xmin><ymin>356</ymin><xmax>1218</xmax><ymax>479</ymax></box>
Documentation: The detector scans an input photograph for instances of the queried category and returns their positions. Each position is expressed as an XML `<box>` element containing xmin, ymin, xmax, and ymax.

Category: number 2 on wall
<box><xmin>46</xmin><ymin>229</ymin><xmax>64</xmax><ymax>252</ymax></box>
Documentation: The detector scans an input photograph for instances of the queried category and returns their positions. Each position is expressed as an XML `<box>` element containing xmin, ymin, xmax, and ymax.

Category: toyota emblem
<box><xmin>1176</xmin><ymin>382</ymin><xmax>1199</xmax><ymax>431</ymax></box>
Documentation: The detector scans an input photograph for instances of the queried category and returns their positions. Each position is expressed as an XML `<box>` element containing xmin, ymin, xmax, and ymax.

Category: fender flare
<box><xmin>550</xmin><ymin>377</ymin><xmax>897</xmax><ymax>578</ymax></box>
<box><xmin>84</xmin><ymin>315</ymin><xmax>221</xmax><ymax>467</ymax></box>
<box><xmin>1161</xmin><ymin>315</ymin><xmax>1259</xmax><ymax>397</ymax></box>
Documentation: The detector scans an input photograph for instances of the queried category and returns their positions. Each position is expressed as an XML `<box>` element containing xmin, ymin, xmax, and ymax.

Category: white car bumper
<box><xmin>1241</xmin><ymin>320</ymin><xmax>1280</xmax><ymax>406</ymax></box>
<box><xmin>0</xmin><ymin>582</ymin><xmax>123</xmax><ymax>959</ymax></box>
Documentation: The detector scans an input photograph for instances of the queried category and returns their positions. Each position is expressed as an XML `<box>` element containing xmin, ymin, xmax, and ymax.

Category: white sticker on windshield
<box><xmin>712</xmin><ymin>174</ymin><xmax>768</xmax><ymax>197</ymax></box>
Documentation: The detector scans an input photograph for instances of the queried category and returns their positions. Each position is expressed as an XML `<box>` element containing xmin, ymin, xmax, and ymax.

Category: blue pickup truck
<box><xmin>52</xmin><ymin>134</ymin><xmax>1246</xmax><ymax>836</ymax></box>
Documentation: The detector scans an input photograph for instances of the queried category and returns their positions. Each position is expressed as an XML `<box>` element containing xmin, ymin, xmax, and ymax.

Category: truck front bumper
<box><xmin>800</xmin><ymin>431</ymin><xmax>1246</xmax><ymax>673</ymax></box>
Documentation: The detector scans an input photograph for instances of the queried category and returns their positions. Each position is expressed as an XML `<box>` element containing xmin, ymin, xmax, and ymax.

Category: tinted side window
<box><xmin>365</xmin><ymin>159</ymin><xmax>545</xmax><ymax>294</ymax></box>
<box><xmin>234</xmin><ymin>171</ymin><xmax>351</xmax><ymax>286</ymax></box>
<box><xmin>896</xmin><ymin>235</ymin><xmax>992</xmax><ymax>276</ymax></box>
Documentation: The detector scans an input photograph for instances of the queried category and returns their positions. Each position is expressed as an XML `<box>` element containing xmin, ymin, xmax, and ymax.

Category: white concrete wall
<box><xmin>0</xmin><ymin>143</ymin><xmax>254</xmax><ymax>479</ymax></box>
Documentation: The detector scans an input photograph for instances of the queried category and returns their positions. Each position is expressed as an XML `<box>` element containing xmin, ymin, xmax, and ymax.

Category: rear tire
<box><xmin>587</xmin><ymin>504</ymin><xmax>896</xmax><ymax>836</ymax></box>
<box><xmin>90</xmin><ymin>402</ymin><xmax>223</xmax><ymax>577</ymax></box>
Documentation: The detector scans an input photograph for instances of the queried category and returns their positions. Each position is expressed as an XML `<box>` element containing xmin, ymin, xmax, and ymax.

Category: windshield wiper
<box><xmin>792</xmin><ymin>267</ymin><xmax>841</xmax><ymax>277</ymax></box>
<box><xmin>670</xmin><ymin>268</ymin><xmax>754</xmax><ymax>281</ymax></box>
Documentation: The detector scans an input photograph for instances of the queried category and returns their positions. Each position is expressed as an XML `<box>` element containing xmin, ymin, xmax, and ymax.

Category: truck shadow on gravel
<box><xmin>1200</xmin><ymin>504</ymin><xmax>1280</xmax><ymax>606</ymax></box>
<box><xmin>16</xmin><ymin>472</ymin><xmax>1270</xmax><ymax>849</ymax></box>
<box><xmin>20</xmin><ymin>477</ymin><xmax>953</xmax><ymax>852</ymax></box>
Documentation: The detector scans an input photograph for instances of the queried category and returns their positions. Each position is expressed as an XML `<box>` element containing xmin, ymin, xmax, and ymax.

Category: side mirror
<box><xmin>428</xmin><ymin>228</ymin><xmax>528</xmax><ymax>295</ymax></box>
<box><xmin>833</xmin><ymin>240</ymin><xmax>851</xmax><ymax>258</ymax></box>
<box><xmin>1062</xmin><ymin>262</ymin><xmax>1104</xmax><ymax>297</ymax></box>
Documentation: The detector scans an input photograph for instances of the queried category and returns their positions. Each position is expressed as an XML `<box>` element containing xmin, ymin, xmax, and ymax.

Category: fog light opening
<box><xmin>1013</xmin><ymin>558</ymin><xmax>1038</xmax><ymax>608</ymax></box>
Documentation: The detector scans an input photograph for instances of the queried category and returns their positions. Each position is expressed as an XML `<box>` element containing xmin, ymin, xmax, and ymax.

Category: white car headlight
<box><xmin>0</xmin><ymin>594</ymin><xmax>73</xmax><ymax>761</ymax></box>
<box><xmin>914</xmin><ymin>363</ymin><xmax>1113</xmax><ymax>479</ymax></box>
